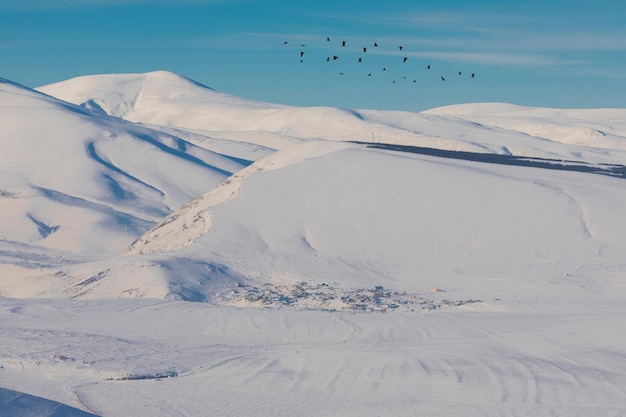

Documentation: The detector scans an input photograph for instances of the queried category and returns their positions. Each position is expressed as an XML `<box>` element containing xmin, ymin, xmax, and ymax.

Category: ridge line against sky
<box><xmin>1</xmin><ymin>0</ymin><xmax>625</xmax><ymax>111</ymax></box>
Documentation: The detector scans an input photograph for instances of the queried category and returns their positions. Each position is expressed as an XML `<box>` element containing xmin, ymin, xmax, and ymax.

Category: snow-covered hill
<box><xmin>3</xmin><ymin>71</ymin><xmax>626</xmax><ymax>417</ymax></box>
<box><xmin>0</xmin><ymin>77</ymin><xmax>247</xmax><ymax>268</ymax></box>
<box><xmin>1</xmin><ymin>71</ymin><xmax>624</xmax><ymax>301</ymax></box>
<box><xmin>425</xmin><ymin>102</ymin><xmax>626</xmax><ymax>151</ymax></box>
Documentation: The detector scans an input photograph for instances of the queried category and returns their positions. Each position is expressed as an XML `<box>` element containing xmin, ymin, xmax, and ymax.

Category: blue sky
<box><xmin>1</xmin><ymin>0</ymin><xmax>625</xmax><ymax>111</ymax></box>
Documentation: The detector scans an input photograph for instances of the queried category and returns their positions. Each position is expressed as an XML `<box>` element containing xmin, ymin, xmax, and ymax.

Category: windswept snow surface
<box><xmin>1</xmin><ymin>298</ymin><xmax>625</xmax><ymax>417</ymax></box>
<box><xmin>2</xmin><ymin>72</ymin><xmax>626</xmax><ymax>416</ymax></box>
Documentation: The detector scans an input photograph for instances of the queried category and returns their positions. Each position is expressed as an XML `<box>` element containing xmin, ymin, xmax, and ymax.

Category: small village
<box><xmin>220</xmin><ymin>280</ymin><xmax>481</xmax><ymax>312</ymax></box>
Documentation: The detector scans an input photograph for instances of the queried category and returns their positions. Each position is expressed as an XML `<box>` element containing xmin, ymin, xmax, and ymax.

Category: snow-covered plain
<box><xmin>1</xmin><ymin>71</ymin><xmax>626</xmax><ymax>416</ymax></box>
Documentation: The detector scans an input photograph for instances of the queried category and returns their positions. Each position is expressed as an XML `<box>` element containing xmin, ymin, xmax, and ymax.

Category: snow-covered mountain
<box><xmin>39</xmin><ymin>71</ymin><xmax>626</xmax><ymax>161</ymax></box>
<box><xmin>0</xmin><ymin>76</ymin><xmax>248</xmax><ymax>275</ymax></box>
<box><xmin>2</xmin><ymin>71</ymin><xmax>626</xmax><ymax>417</ymax></box>
<box><xmin>5</xmin><ymin>71</ymin><xmax>615</xmax><ymax>301</ymax></box>
<box><xmin>1</xmin><ymin>71</ymin><xmax>625</xmax><ymax>301</ymax></box>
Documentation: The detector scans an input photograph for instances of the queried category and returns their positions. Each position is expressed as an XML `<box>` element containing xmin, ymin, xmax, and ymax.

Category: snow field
<box><xmin>1</xmin><ymin>298</ymin><xmax>624</xmax><ymax>417</ymax></box>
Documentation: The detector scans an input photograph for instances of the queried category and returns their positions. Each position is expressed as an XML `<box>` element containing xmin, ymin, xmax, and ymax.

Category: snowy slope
<box><xmin>0</xmin><ymin>387</ymin><xmax>98</xmax><ymax>417</ymax></box>
<box><xmin>120</xmin><ymin>140</ymin><xmax>626</xmax><ymax>305</ymax></box>
<box><xmin>0</xmin><ymin>77</ymin><xmax>247</xmax><ymax>265</ymax></box>
<box><xmin>37</xmin><ymin>71</ymin><xmax>302</xmax><ymax>151</ymax></box>
<box><xmin>426</xmin><ymin>102</ymin><xmax>626</xmax><ymax>151</ymax></box>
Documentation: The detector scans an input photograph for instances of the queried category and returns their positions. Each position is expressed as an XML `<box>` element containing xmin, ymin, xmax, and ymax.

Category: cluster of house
<box><xmin>221</xmin><ymin>281</ymin><xmax>481</xmax><ymax>312</ymax></box>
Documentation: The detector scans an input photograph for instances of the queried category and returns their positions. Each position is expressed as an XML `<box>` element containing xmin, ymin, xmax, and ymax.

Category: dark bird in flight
<box><xmin>374</xmin><ymin>42</ymin><xmax>379</xmax><ymax>47</ymax></box>
<box><xmin>403</xmin><ymin>57</ymin><xmax>408</xmax><ymax>63</ymax></box>
<box><xmin>326</xmin><ymin>37</ymin><xmax>330</xmax><ymax>41</ymax></box>
<box><xmin>283</xmin><ymin>41</ymin><xmax>288</xmax><ymax>44</ymax></box>
<box><xmin>300</xmin><ymin>51</ymin><xmax>304</xmax><ymax>57</ymax></box>
<box><xmin>333</xmin><ymin>56</ymin><xmax>338</xmax><ymax>60</ymax></box>
<box><xmin>471</xmin><ymin>73</ymin><xmax>475</xmax><ymax>78</ymax></box>
<box><xmin>441</xmin><ymin>76</ymin><xmax>446</xmax><ymax>81</ymax></box>
<box><xmin>342</xmin><ymin>41</ymin><xmax>346</xmax><ymax>46</ymax></box>
<box><xmin>368</xmin><ymin>73</ymin><xmax>372</xmax><ymax>76</ymax></box>
<box><xmin>427</xmin><ymin>65</ymin><xmax>431</xmax><ymax>69</ymax></box>
<box><xmin>458</xmin><ymin>71</ymin><xmax>462</xmax><ymax>76</ymax></box>
<box><xmin>399</xmin><ymin>46</ymin><xmax>403</xmax><ymax>51</ymax></box>
<box><xmin>363</xmin><ymin>47</ymin><xmax>367</xmax><ymax>52</ymax></box>
<box><xmin>358</xmin><ymin>57</ymin><xmax>362</xmax><ymax>62</ymax></box>
<box><xmin>326</xmin><ymin>57</ymin><xmax>330</xmax><ymax>62</ymax></box>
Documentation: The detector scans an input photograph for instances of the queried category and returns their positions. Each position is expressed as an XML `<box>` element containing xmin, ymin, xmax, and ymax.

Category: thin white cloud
<box><xmin>181</xmin><ymin>32</ymin><xmax>579</xmax><ymax>69</ymax></box>
<box><xmin>511</xmin><ymin>31</ymin><xmax>626</xmax><ymax>52</ymax></box>
<box><xmin>414</xmin><ymin>51</ymin><xmax>575</xmax><ymax>67</ymax></box>
<box><xmin>314</xmin><ymin>9</ymin><xmax>626</xmax><ymax>55</ymax></box>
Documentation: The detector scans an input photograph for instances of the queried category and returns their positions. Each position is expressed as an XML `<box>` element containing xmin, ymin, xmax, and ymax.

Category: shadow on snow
<box><xmin>354</xmin><ymin>141</ymin><xmax>626</xmax><ymax>179</ymax></box>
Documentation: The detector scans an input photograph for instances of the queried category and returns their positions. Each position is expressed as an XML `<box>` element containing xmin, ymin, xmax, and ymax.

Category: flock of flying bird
<box><xmin>284</xmin><ymin>36</ymin><xmax>476</xmax><ymax>84</ymax></box>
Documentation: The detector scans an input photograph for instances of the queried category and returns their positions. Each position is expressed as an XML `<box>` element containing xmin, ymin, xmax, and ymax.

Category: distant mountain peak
<box><xmin>37</xmin><ymin>71</ymin><xmax>215</xmax><ymax>119</ymax></box>
<box><xmin>37</xmin><ymin>70</ymin><xmax>274</xmax><ymax>121</ymax></box>
<box><xmin>141</xmin><ymin>70</ymin><xmax>215</xmax><ymax>91</ymax></box>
